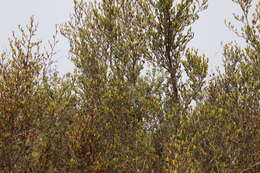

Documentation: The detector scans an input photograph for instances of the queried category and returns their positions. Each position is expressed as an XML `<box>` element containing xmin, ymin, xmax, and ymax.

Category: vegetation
<box><xmin>0</xmin><ymin>0</ymin><xmax>259</xmax><ymax>172</ymax></box>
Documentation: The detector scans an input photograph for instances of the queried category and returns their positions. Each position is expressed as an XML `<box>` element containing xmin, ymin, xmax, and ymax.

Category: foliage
<box><xmin>0</xmin><ymin>0</ymin><xmax>259</xmax><ymax>172</ymax></box>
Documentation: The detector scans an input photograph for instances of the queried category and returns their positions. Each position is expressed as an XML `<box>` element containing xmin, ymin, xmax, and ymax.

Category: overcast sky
<box><xmin>0</xmin><ymin>0</ymin><xmax>242</xmax><ymax>74</ymax></box>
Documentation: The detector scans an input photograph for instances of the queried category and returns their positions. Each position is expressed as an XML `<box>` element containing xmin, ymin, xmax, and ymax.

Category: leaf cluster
<box><xmin>0</xmin><ymin>0</ymin><xmax>259</xmax><ymax>172</ymax></box>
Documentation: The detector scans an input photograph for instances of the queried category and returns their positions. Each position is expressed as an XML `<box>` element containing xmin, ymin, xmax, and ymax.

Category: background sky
<box><xmin>0</xmin><ymin>0</ymin><xmax>242</xmax><ymax>74</ymax></box>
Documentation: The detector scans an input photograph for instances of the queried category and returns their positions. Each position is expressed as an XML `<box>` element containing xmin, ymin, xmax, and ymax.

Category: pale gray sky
<box><xmin>0</xmin><ymin>0</ymin><xmax>74</xmax><ymax>73</ymax></box>
<box><xmin>0</xmin><ymin>0</ymin><xmax>242</xmax><ymax>74</ymax></box>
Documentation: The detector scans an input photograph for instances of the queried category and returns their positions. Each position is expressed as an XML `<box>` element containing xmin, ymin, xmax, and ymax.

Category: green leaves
<box><xmin>0</xmin><ymin>0</ymin><xmax>258</xmax><ymax>172</ymax></box>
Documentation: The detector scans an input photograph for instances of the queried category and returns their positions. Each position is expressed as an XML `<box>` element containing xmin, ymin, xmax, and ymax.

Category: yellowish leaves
<box><xmin>3</xmin><ymin>132</ymin><xmax>11</xmax><ymax>137</ymax></box>
<box><xmin>70</xmin><ymin>158</ymin><xmax>77</xmax><ymax>165</ymax></box>
<box><xmin>31</xmin><ymin>151</ymin><xmax>40</xmax><ymax>158</ymax></box>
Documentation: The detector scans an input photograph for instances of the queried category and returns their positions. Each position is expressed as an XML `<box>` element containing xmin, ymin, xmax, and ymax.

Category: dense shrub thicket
<box><xmin>0</xmin><ymin>0</ymin><xmax>259</xmax><ymax>172</ymax></box>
